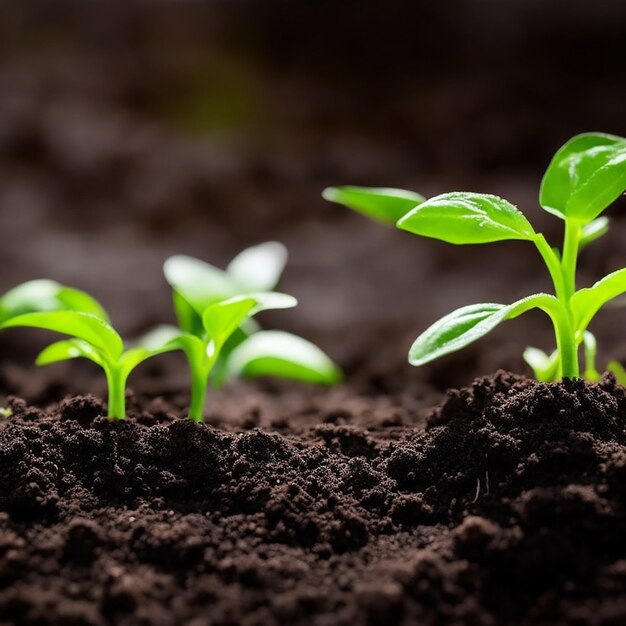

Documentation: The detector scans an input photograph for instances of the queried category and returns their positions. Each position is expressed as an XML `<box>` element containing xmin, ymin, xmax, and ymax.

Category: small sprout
<box><xmin>0</xmin><ymin>306</ymin><xmax>179</xmax><ymax>420</ymax></box>
<box><xmin>325</xmin><ymin>132</ymin><xmax>626</xmax><ymax>381</ymax></box>
<box><xmin>163</xmin><ymin>243</ymin><xmax>341</xmax><ymax>421</ymax></box>
<box><xmin>0</xmin><ymin>408</ymin><xmax>12</xmax><ymax>418</ymax></box>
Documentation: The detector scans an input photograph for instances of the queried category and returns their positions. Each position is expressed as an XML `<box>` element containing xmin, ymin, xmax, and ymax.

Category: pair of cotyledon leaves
<box><xmin>163</xmin><ymin>243</ymin><xmax>340</xmax><ymax>384</ymax></box>
<box><xmin>0</xmin><ymin>242</ymin><xmax>340</xmax><ymax>386</ymax></box>
<box><xmin>324</xmin><ymin>132</ymin><xmax>626</xmax><ymax>368</ymax></box>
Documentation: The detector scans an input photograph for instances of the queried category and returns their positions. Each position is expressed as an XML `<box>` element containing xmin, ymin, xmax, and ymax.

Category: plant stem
<box><xmin>553</xmin><ymin>310</ymin><xmax>579</xmax><ymax>378</ymax></box>
<box><xmin>561</xmin><ymin>219</ymin><xmax>582</xmax><ymax>301</ymax></box>
<box><xmin>534</xmin><ymin>231</ymin><xmax>581</xmax><ymax>379</ymax></box>
<box><xmin>106</xmin><ymin>366</ymin><xmax>127</xmax><ymax>420</ymax></box>
<box><xmin>534</xmin><ymin>235</ymin><xmax>568</xmax><ymax>303</ymax></box>
<box><xmin>189</xmin><ymin>368</ymin><xmax>209</xmax><ymax>422</ymax></box>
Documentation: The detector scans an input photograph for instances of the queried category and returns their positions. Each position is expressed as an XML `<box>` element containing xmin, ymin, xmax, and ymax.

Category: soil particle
<box><xmin>1</xmin><ymin>372</ymin><xmax>626</xmax><ymax>624</ymax></box>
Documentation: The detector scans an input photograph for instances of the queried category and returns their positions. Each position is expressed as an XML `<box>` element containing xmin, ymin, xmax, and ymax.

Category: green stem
<box><xmin>534</xmin><ymin>232</ymin><xmax>581</xmax><ymax>379</ymax></box>
<box><xmin>189</xmin><ymin>367</ymin><xmax>209</xmax><ymax>422</ymax></box>
<box><xmin>534</xmin><ymin>235</ymin><xmax>568</xmax><ymax>303</ymax></box>
<box><xmin>105</xmin><ymin>366</ymin><xmax>127</xmax><ymax>420</ymax></box>
<box><xmin>561</xmin><ymin>219</ymin><xmax>582</xmax><ymax>301</ymax></box>
<box><xmin>552</xmin><ymin>308</ymin><xmax>579</xmax><ymax>379</ymax></box>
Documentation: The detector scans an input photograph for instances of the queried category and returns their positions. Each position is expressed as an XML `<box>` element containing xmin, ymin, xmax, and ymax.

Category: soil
<box><xmin>3</xmin><ymin>3</ymin><xmax>626</xmax><ymax>624</ymax></box>
<box><xmin>2</xmin><ymin>373</ymin><xmax>626</xmax><ymax>625</ymax></box>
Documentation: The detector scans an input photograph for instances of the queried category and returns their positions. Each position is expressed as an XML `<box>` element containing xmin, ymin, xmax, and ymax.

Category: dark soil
<box><xmin>1</xmin><ymin>372</ymin><xmax>626</xmax><ymax>625</ymax></box>
<box><xmin>3</xmin><ymin>3</ymin><xmax>626</xmax><ymax>624</ymax></box>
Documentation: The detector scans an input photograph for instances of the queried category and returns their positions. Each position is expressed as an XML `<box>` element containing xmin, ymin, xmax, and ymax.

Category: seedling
<box><xmin>163</xmin><ymin>243</ymin><xmax>341</xmax><ymax>421</ymax></box>
<box><xmin>0</xmin><ymin>408</ymin><xmax>12</xmax><ymax>418</ymax></box>
<box><xmin>325</xmin><ymin>132</ymin><xmax>626</xmax><ymax>381</ymax></box>
<box><xmin>0</xmin><ymin>282</ymin><xmax>179</xmax><ymax>419</ymax></box>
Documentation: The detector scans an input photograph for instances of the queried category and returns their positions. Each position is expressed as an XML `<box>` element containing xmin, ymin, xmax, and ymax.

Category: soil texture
<box><xmin>2</xmin><ymin>4</ymin><xmax>626</xmax><ymax>624</ymax></box>
<box><xmin>1</xmin><ymin>372</ymin><xmax>626</xmax><ymax>625</ymax></box>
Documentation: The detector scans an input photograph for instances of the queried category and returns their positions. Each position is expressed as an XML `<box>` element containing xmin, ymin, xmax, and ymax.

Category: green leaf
<box><xmin>227</xmin><ymin>330</ymin><xmax>342</xmax><ymax>384</ymax></box>
<box><xmin>202</xmin><ymin>296</ymin><xmax>258</xmax><ymax>349</ymax></box>
<box><xmin>580</xmin><ymin>217</ymin><xmax>609</xmax><ymax>249</ymax></box>
<box><xmin>36</xmin><ymin>339</ymin><xmax>104</xmax><ymax>366</ymax></box>
<box><xmin>208</xmin><ymin>320</ymin><xmax>261</xmax><ymax>388</ymax></box>
<box><xmin>540</xmin><ymin>132</ymin><xmax>626</xmax><ymax>221</ymax></box>
<box><xmin>248</xmin><ymin>292</ymin><xmax>298</xmax><ymax>316</ymax></box>
<box><xmin>322</xmin><ymin>186</ymin><xmax>425</xmax><ymax>224</ymax></box>
<box><xmin>116</xmin><ymin>325</ymin><xmax>183</xmax><ymax>377</ymax></box>
<box><xmin>0</xmin><ymin>280</ymin><xmax>109</xmax><ymax>323</ymax></box>
<box><xmin>523</xmin><ymin>346</ymin><xmax>559</xmax><ymax>382</ymax></box>
<box><xmin>409</xmin><ymin>294</ymin><xmax>556</xmax><ymax>366</ymax></box>
<box><xmin>131</xmin><ymin>325</ymin><xmax>182</xmax><ymax>350</ymax></box>
<box><xmin>227</xmin><ymin>242</ymin><xmax>288</xmax><ymax>292</ymax></box>
<box><xmin>164</xmin><ymin>255</ymin><xmax>235</xmax><ymax>314</ymax></box>
<box><xmin>397</xmin><ymin>193</ymin><xmax>536</xmax><ymax>244</ymax></box>
<box><xmin>582</xmin><ymin>331</ymin><xmax>601</xmax><ymax>381</ymax></box>
<box><xmin>57</xmin><ymin>287</ymin><xmax>109</xmax><ymax>321</ymax></box>
<box><xmin>0</xmin><ymin>280</ymin><xmax>63</xmax><ymax>323</ymax></box>
<box><xmin>165</xmin><ymin>333</ymin><xmax>208</xmax><ymax>366</ymax></box>
<box><xmin>172</xmin><ymin>290</ymin><xmax>204</xmax><ymax>336</ymax></box>
<box><xmin>1</xmin><ymin>311</ymin><xmax>124</xmax><ymax>361</ymax></box>
<box><xmin>203</xmin><ymin>292</ymin><xmax>297</xmax><ymax>351</ymax></box>
<box><xmin>570</xmin><ymin>268</ymin><xmax>626</xmax><ymax>331</ymax></box>
<box><xmin>119</xmin><ymin>346</ymin><xmax>180</xmax><ymax>379</ymax></box>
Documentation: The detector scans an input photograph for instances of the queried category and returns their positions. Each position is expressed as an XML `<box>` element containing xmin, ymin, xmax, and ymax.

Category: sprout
<box><xmin>0</xmin><ymin>308</ymin><xmax>179</xmax><ymax>420</ymax></box>
<box><xmin>163</xmin><ymin>243</ymin><xmax>341</xmax><ymax>421</ymax></box>
<box><xmin>0</xmin><ymin>244</ymin><xmax>342</xmax><ymax>422</ymax></box>
<box><xmin>325</xmin><ymin>132</ymin><xmax>626</xmax><ymax>381</ymax></box>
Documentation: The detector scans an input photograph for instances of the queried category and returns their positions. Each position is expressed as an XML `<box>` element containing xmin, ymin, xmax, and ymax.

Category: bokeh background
<box><xmin>1</xmin><ymin>1</ymin><xmax>626</xmax><ymax>405</ymax></box>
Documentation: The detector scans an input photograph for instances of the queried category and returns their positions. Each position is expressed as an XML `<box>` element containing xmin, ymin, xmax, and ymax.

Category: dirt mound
<box><xmin>0</xmin><ymin>373</ymin><xmax>625</xmax><ymax>624</ymax></box>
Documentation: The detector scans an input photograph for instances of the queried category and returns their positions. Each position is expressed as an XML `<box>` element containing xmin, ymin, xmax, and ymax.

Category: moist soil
<box><xmin>3</xmin><ymin>5</ymin><xmax>626</xmax><ymax>624</ymax></box>
<box><xmin>2</xmin><ymin>372</ymin><xmax>626</xmax><ymax>625</ymax></box>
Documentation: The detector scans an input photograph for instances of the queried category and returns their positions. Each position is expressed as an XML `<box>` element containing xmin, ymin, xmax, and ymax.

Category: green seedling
<box><xmin>0</xmin><ymin>408</ymin><xmax>12</xmax><ymax>418</ymax></box>
<box><xmin>0</xmin><ymin>282</ymin><xmax>179</xmax><ymax>419</ymax></box>
<box><xmin>163</xmin><ymin>243</ymin><xmax>341</xmax><ymax>421</ymax></box>
<box><xmin>325</xmin><ymin>132</ymin><xmax>626</xmax><ymax>381</ymax></box>
<box><xmin>162</xmin><ymin>292</ymin><xmax>341</xmax><ymax>421</ymax></box>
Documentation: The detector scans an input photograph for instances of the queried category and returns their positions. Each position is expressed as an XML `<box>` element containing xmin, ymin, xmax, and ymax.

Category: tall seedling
<box><xmin>325</xmin><ymin>132</ymin><xmax>626</xmax><ymax>380</ymax></box>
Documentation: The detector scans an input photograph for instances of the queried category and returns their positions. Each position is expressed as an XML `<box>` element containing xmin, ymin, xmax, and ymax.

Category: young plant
<box><xmin>163</xmin><ymin>242</ymin><xmax>341</xmax><ymax>421</ymax></box>
<box><xmin>324</xmin><ymin>132</ymin><xmax>626</xmax><ymax>381</ymax></box>
<box><xmin>0</xmin><ymin>282</ymin><xmax>179</xmax><ymax>419</ymax></box>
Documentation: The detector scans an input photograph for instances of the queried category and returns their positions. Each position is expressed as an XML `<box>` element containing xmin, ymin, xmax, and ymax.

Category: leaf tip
<box><xmin>322</xmin><ymin>187</ymin><xmax>340</xmax><ymax>202</ymax></box>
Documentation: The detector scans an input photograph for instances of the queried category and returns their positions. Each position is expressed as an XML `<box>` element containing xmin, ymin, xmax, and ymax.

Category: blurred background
<box><xmin>1</xmin><ymin>0</ymin><xmax>626</xmax><ymax>405</ymax></box>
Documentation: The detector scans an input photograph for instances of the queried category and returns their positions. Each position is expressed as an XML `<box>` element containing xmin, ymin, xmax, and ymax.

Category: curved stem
<box><xmin>521</xmin><ymin>294</ymin><xmax>579</xmax><ymax>379</ymax></box>
<box><xmin>534</xmin><ymin>235</ymin><xmax>568</xmax><ymax>302</ymax></box>
<box><xmin>533</xmin><ymin>232</ymin><xmax>581</xmax><ymax>379</ymax></box>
